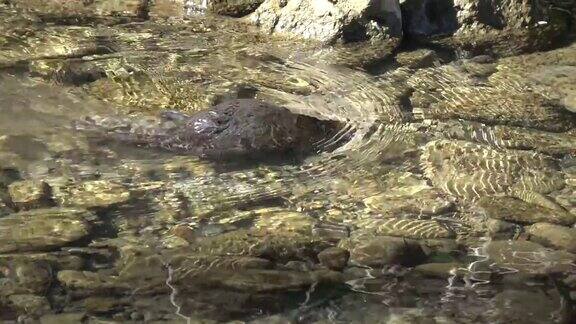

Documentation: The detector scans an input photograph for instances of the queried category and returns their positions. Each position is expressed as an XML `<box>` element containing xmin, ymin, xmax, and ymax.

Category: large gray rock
<box><xmin>401</xmin><ymin>0</ymin><xmax>574</xmax><ymax>56</ymax></box>
<box><xmin>248</xmin><ymin>0</ymin><xmax>402</xmax><ymax>44</ymax></box>
<box><xmin>0</xmin><ymin>208</ymin><xmax>95</xmax><ymax>253</ymax></box>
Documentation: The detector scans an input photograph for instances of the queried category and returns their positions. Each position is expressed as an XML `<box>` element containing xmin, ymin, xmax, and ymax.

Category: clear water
<box><xmin>0</xmin><ymin>3</ymin><xmax>575</xmax><ymax>324</ymax></box>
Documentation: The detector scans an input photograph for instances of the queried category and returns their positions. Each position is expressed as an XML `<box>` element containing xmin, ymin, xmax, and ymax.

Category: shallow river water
<box><xmin>1</xmin><ymin>2</ymin><xmax>576</xmax><ymax>323</ymax></box>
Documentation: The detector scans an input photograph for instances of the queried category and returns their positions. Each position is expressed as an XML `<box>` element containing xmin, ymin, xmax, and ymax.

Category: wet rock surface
<box><xmin>478</xmin><ymin>196</ymin><xmax>576</xmax><ymax>226</ymax></box>
<box><xmin>249</xmin><ymin>0</ymin><xmax>403</xmax><ymax>44</ymax></box>
<box><xmin>7</xmin><ymin>180</ymin><xmax>53</xmax><ymax>210</ymax></box>
<box><xmin>342</xmin><ymin>235</ymin><xmax>426</xmax><ymax>267</ymax></box>
<box><xmin>485</xmin><ymin>240</ymin><xmax>576</xmax><ymax>275</ymax></box>
<box><xmin>527</xmin><ymin>222</ymin><xmax>576</xmax><ymax>253</ymax></box>
<box><xmin>0</xmin><ymin>208</ymin><xmax>95</xmax><ymax>253</ymax></box>
<box><xmin>49</xmin><ymin>179</ymin><xmax>131</xmax><ymax>208</ymax></box>
<box><xmin>317</xmin><ymin>247</ymin><xmax>350</xmax><ymax>271</ymax></box>
<box><xmin>401</xmin><ymin>0</ymin><xmax>574</xmax><ymax>56</ymax></box>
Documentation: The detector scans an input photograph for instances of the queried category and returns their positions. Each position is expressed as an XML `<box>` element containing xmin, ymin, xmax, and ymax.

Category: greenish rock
<box><xmin>0</xmin><ymin>252</ymin><xmax>84</xmax><ymax>271</ymax></box>
<box><xmin>485</xmin><ymin>240</ymin><xmax>576</xmax><ymax>275</ymax></box>
<box><xmin>40</xmin><ymin>313</ymin><xmax>87</xmax><ymax>324</ymax></box>
<box><xmin>50</xmin><ymin>179</ymin><xmax>131</xmax><ymax>208</ymax></box>
<box><xmin>414</xmin><ymin>262</ymin><xmax>463</xmax><ymax>279</ymax></box>
<box><xmin>115</xmin><ymin>253</ymin><xmax>170</xmax><ymax>294</ymax></box>
<box><xmin>0</xmin><ymin>260</ymin><xmax>52</xmax><ymax>296</ymax></box>
<box><xmin>8</xmin><ymin>294</ymin><xmax>51</xmax><ymax>316</ymax></box>
<box><xmin>7</xmin><ymin>180</ymin><xmax>53</xmax><ymax>210</ymax></box>
<box><xmin>342</xmin><ymin>235</ymin><xmax>426</xmax><ymax>267</ymax></box>
<box><xmin>0</xmin><ymin>208</ymin><xmax>95</xmax><ymax>253</ymax></box>
<box><xmin>485</xmin><ymin>218</ymin><xmax>518</xmax><ymax>237</ymax></box>
<box><xmin>478</xmin><ymin>196</ymin><xmax>576</xmax><ymax>226</ymax></box>
<box><xmin>57</xmin><ymin>270</ymin><xmax>119</xmax><ymax>292</ymax></box>
<box><xmin>208</xmin><ymin>0</ymin><xmax>264</xmax><ymax>17</ymax></box>
<box><xmin>83</xmin><ymin>296</ymin><xmax>126</xmax><ymax>313</ymax></box>
<box><xmin>488</xmin><ymin>289</ymin><xmax>562</xmax><ymax>323</ymax></box>
<box><xmin>526</xmin><ymin>223</ymin><xmax>576</xmax><ymax>253</ymax></box>
<box><xmin>317</xmin><ymin>247</ymin><xmax>350</xmax><ymax>271</ymax></box>
<box><xmin>186</xmin><ymin>229</ymin><xmax>327</xmax><ymax>262</ymax></box>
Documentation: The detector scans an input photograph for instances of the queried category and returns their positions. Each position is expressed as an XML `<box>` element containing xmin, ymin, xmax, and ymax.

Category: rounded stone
<box><xmin>317</xmin><ymin>247</ymin><xmax>350</xmax><ymax>271</ymax></box>
<box><xmin>8</xmin><ymin>294</ymin><xmax>51</xmax><ymax>315</ymax></box>
<box><xmin>0</xmin><ymin>208</ymin><xmax>95</xmax><ymax>253</ymax></box>
<box><xmin>526</xmin><ymin>223</ymin><xmax>576</xmax><ymax>253</ymax></box>
<box><xmin>8</xmin><ymin>180</ymin><xmax>53</xmax><ymax>210</ymax></box>
<box><xmin>344</xmin><ymin>236</ymin><xmax>426</xmax><ymax>267</ymax></box>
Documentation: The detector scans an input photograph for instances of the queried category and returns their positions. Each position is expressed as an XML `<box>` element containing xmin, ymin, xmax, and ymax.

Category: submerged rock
<box><xmin>478</xmin><ymin>196</ymin><xmax>576</xmax><ymax>226</ymax></box>
<box><xmin>7</xmin><ymin>180</ymin><xmax>53</xmax><ymax>210</ymax></box>
<box><xmin>8</xmin><ymin>294</ymin><xmax>51</xmax><ymax>316</ymax></box>
<box><xmin>0</xmin><ymin>252</ymin><xmax>84</xmax><ymax>271</ymax></box>
<box><xmin>526</xmin><ymin>223</ymin><xmax>576</xmax><ymax>253</ymax></box>
<box><xmin>489</xmin><ymin>289</ymin><xmax>563</xmax><ymax>323</ymax></box>
<box><xmin>254</xmin><ymin>210</ymin><xmax>315</xmax><ymax>235</ymax></box>
<box><xmin>249</xmin><ymin>0</ymin><xmax>402</xmax><ymax>44</ymax></box>
<box><xmin>57</xmin><ymin>270</ymin><xmax>119</xmax><ymax>293</ymax></box>
<box><xmin>75</xmin><ymin>99</ymin><xmax>342</xmax><ymax>161</ymax></box>
<box><xmin>0</xmin><ymin>208</ymin><xmax>95</xmax><ymax>253</ymax></box>
<box><xmin>40</xmin><ymin>313</ymin><xmax>87</xmax><ymax>324</ymax></box>
<box><xmin>6</xmin><ymin>0</ymin><xmax>149</xmax><ymax>18</ymax></box>
<box><xmin>174</xmin><ymin>267</ymin><xmax>342</xmax><ymax>292</ymax></box>
<box><xmin>0</xmin><ymin>260</ymin><xmax>53</xmax><ymax>295</ymax></box>
<box><xmin>413</xmin><ymin>262</ymin><xmax>463</xmax><ymax>279</ymax></box>
<box><xmin>409</xmin><ymin>58</ymin><xmax>576</xmax><ymax>132</ymax></box>
<box><xmin>49</xmin><ymin>179</ymin><xmax>131</xmax><ymax>208</ymax></box>
<box><xmin>342</xmin><ymin>235</ymin><xmax>426</xmax><ymax>267</ymax></box>
<box><xmin>484</xmin><ymin>240</ymin><xmax>576</xmax><ymax>275</ymax></box>
<box><xmin>421</xmin><ymin>140</ymin><xmax>565</xmax><ymax>207</ymax></box>
<box><xmin>317</xmin><ymin>247</ymin><xmax>350</xmax><ymax>271</ymax></box>
<box><xmin>354</xmin><ymin>217</ymin><xmax>455</xmax><ymax>239</ymax></box>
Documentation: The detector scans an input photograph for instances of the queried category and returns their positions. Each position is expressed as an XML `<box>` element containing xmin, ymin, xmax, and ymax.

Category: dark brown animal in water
<box><xmin>74</xmin><ymin>99</ymin><xmax>344</xmax><ymax>161</ymax></box>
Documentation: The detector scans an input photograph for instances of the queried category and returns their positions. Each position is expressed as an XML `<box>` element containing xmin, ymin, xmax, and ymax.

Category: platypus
<box><xmin>74</xmin><ymin>99</ymin><xmax>344</xmax><ymax>161</ymax></box>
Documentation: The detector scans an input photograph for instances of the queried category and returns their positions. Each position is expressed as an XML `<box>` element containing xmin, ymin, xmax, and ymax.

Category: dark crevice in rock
<box><xmin>401</xmin><ymin>0</ymin><xmax>459</xmax><ymax>39</ymax></box>
<box><xmin>341</xmin><ymin>19</ymin><xmax>370</xmax><ymax>43</ymax></box>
